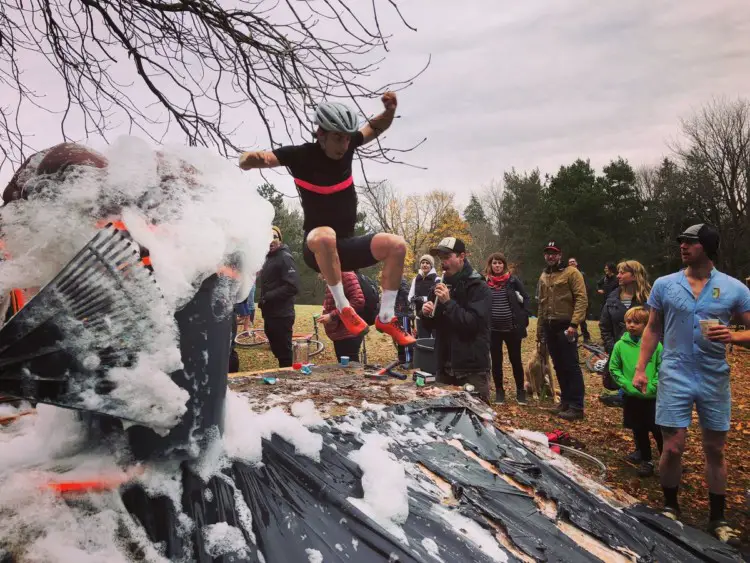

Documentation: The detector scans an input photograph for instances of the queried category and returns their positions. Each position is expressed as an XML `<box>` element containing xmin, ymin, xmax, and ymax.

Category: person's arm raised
<box><xmin>238</xmin><ymin>150</ymin><xmax>281</xmax><ymax>170</ymax></box>
<box><xmin>360</xmin><ymin>92</ymin><xmax>397</xmax><ymax>145</ymax></box>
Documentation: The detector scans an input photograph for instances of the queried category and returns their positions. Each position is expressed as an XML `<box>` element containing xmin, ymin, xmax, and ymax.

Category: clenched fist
<box><xmin>382</xmin><ymin>91</ymin><xmax>398</xmax><ymax>111</ymax></box>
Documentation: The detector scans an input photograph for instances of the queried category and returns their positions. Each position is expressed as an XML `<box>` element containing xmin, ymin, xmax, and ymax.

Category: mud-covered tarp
<box><xmin>123</xmin><ymin>396</ymin><xmax>742</xmax><ymax>562</ymax></box>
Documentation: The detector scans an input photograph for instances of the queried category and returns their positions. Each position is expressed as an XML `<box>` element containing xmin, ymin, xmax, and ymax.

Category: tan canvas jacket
<box><xmin>536</xmin><ymin>265</ymin><xmax>588</xmax><ymax>338</ymax></box>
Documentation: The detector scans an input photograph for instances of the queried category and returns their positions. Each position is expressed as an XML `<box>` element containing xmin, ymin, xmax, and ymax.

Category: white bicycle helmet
<box><xmin>593</xmin><ymin>359</ymin><xmax>607</xmax><ymax>373</ymax></box>
<box><xmin>314</xmin><ymin>101</ymin><xmax>360</xmax><ymax>134</ymax></box>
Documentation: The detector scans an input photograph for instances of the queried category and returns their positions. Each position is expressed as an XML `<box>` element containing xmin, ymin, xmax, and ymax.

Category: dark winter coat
<box><xmin>419</xmin><ymin>260</ymin><xmax>491</xmax><ymax>372</ymax></box>
<box><xmin>487</xmin><ymin>275</ymin><xmax>531</xmax><ymax>338</ymax></box>
<box><xmin>597</xmin><ymin>274</ymin><xmax>619</xmax><ymax>298</ymax></box>
<box><xmin>599</xmin><ymin>288</ymin><xmax>648</xmax><ymax>354</ymax></box>
<box><xmin>408</xmin><ymin>269</ymin><xmax>439</xmax><ymax>316</ymax></box>
<box><xmin>258</xmin><ymin>244</ymin><xmax>300</xmax><ymax>318</ymax></box>
<box><xmin>395</xmin><ymin>277</ymin><xmax>412</xmax><ymax>319</ymax></box>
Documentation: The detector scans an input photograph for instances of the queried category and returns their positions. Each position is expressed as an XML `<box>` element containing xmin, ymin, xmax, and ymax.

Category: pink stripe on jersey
<box><xmin>294</xmin><ymin>175</ymin><xmax>353</xmax><ymax>194</ymax></box>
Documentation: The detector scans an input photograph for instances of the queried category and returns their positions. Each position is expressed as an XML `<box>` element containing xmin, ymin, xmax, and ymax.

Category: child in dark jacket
<box><xmin>609</xmin><ymin>306</ymin><xmax>663</xmax><ymax>477</ymax></box>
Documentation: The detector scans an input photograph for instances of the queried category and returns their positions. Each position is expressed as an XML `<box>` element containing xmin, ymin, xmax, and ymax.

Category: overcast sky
<box><xmin>3</xmin><ymin>0</ymin><xmax>750</xmax><ymax>208</ymax></box>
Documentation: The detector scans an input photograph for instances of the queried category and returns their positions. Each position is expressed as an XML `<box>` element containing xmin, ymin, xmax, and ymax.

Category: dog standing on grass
<box><xmin>526</xmin><ymin>342</ymin><xmax>556</xmax><ymax>401</ymax></box>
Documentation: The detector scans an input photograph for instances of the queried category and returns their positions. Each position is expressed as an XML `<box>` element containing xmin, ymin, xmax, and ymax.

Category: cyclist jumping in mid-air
<box><xmin>238</xmin><ymin>92</ymin><xmax>415</xmax><ymax>347</ymax></box>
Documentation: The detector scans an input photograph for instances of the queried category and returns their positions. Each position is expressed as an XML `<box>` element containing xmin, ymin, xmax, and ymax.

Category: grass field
<box><xmin>238</xmin><ymin>305</ymin><xmax>750</xmax><ymax>543</ymax></box>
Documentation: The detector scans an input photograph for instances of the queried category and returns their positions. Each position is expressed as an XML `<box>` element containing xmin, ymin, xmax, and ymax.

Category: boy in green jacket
<box><xmin>609</xmin><ymin>306</ymin><xmax>664</xmax><ymax>477</ymax></box>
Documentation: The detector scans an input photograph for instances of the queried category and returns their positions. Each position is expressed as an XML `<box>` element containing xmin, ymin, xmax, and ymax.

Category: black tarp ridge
<box><xmin>122</xmin><ymin>395</ymin><xmax>742</xmax><ymax>562</ymax></box>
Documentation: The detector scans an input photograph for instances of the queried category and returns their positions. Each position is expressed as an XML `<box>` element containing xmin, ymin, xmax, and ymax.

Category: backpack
<box><xmin>355</xmin><ymin>272</ymin><xmax>380</xmax><ymax>325</ymax></box>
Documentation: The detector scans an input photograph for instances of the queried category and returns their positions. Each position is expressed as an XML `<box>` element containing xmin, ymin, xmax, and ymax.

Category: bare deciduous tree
<box><xmin>674</xmin><ymin>97</ymin><xmax>750</xmax><ymax>273</ymax></box>
<box><xmin>0</xmin><ymin>0</ymin><xmax>427</xmax><ymax>173</ymax></box>
<box><xmin>359</xmin><ymin>182</ymin><xmax>458</xmax><ymax>271</ymax></box>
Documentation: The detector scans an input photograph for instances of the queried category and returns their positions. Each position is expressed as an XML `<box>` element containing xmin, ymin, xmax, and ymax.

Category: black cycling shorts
<box><xmin>303</xmin><ymin>233</ymin><xmax>377</xmax><ymax>273</ymax></box>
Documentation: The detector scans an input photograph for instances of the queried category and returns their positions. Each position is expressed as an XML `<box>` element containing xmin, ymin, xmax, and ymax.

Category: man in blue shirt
<box><xmin>634</xmin><ymin>224</ymin><xmax>749</xmax><ymax>546</ymax></box>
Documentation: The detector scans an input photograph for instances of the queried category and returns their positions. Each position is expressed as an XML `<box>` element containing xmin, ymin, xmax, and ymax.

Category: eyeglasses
<box><xmin>272</xmin><ymin>234</ymin><xmax>280</xmax><ymax>240</ymax></box>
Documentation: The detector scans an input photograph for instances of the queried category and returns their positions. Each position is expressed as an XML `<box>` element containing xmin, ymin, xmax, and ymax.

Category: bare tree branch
<box><xmin>0</xmin><ymin>0</ymin><xmax>426</xmax><ymax>175</ymax></box>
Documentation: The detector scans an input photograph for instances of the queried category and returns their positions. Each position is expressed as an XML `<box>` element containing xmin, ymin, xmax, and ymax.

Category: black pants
<box><xmin>333</xmin><ymin>335</ymin><xmax>364</xmax><ymax>363</ymax></box>
<box><xmin>633</xmin><ymin>428</ymin><xmax>664</xmax><ymax>462</ymax></box>
<box><xmin>416</xmin><ymin>318</ymin><xmax>433</xmax><ymax>339</ymax></box>
<box><xmin>437</xmin><ymin>367</ymin><xmax>491</xmax><ymax>404</ymax></box>
<box><xmin>543</xmin><ymin>323</ymin><xmax>585</xmax><ymax>410</ymax></box>
<box><xmin>580</xmin><ymin>318</ymin><xmax>590</xmax><ymax>340</ymax></box>
<box><xmin>229</xmin><ymin>311</ymin><xmax>240</xmax><ymax>373</ymax></box>
<box><xmin>264</xmin><ymin>316</ymin><xmax>294</xmax><ymax>367</ymax></box>
<box><xmin>396</xmin><ymin>316</ymin><xmax>414</xmax><ymax>364</ymax></box>
<box><xmin>490</xmin><ymin>330</ymin><xmax>524</xmax><ymax>393</ymax></box>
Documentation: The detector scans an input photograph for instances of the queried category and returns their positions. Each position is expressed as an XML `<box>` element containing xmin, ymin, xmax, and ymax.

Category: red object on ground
<box><xmin>292</xmin><ymin>362</ymin><xmax>303</xmax><ymax>370</ymax></box>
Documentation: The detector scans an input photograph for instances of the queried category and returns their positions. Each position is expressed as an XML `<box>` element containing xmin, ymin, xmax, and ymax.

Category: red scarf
<box><xmin>487</xmin><ymin>272</ymin><xmax>510</xmax><ymax>289</ymax></box>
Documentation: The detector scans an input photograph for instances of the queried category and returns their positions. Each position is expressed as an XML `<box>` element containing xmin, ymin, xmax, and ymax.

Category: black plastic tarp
<box><xmin>122</xmin><ymin>396</ymin><xmax>742</xmax><ymax>562</ymax></box>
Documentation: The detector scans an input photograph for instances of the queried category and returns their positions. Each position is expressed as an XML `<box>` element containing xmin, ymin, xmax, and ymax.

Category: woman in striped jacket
<box><xmin>485</xmin><ymin>253</ymin><xmax>530</xmax><ymax>405</ymax></box>
<box><xmin>318</xmin><ymin>272</ymin><xmax>366</xmax><ymax>363</ymax></box>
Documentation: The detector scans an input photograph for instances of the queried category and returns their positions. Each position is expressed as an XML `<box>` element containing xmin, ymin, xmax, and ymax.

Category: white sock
<box><xmin>328</xmin><ymin>283</ymin><xmax>350</xmax><ymax>311</ymax></box>
<box><xmin>379</xmin><ymin>289</ymin><xmax>398</xmax><ymax>322</ymax></box>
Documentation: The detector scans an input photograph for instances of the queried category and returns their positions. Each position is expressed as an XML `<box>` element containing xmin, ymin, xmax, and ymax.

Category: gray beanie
<box><xmin>419</xmin><ymin>254</ymin><xmax>435</xmax><ymax>268</ymax></box>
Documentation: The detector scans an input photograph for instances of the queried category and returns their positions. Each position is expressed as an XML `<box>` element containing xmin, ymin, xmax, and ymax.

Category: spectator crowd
<box><xmin>233</xmin><ymin>221</ymin><xmax>746</xmax><ymax>547</ymax></box>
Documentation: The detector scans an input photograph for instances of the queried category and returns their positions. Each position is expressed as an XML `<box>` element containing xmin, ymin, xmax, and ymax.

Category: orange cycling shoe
<box><xmin>376</xmin><ymin>316</ymin><xmax>416</xmax><ymax>347</ymax></box>
<box><xmin>339</xmin><ymin>306</ymin><xmax>368</xmax><ymax>336</ymax></box>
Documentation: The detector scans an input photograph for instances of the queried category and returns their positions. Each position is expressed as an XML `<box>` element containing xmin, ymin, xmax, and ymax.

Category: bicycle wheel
<box><xmin>307</xmin><ymin>339</ymin><xmax>325</xmax><ymax>358</ymax></box>
<box><xmin>234</xmin><ymin>329</ymin><xmax>269</xmax><ymax>348</ymax></box>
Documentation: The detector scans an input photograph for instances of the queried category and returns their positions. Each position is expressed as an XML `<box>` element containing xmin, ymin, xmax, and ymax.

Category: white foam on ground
<box><xmin>347</xmin><ymin>433</ymin><xmax>410</xmax><ymax>545</ymax></box>
<box><xmin>291</xmin><ymin>400</ymin><xmax>326</xmax><ymax>427</ymax></box>
<box><xmin>256</xmin><ymin>407</ymin><xmax>323</xmax><ymax>462</ymax></box>
<box><xmin>223</xmin><ymin>391</ymin><xmax>263</xmax><ymax>464</ymax></box>
<box><xmin>421</xmin><ymin>537</ymin><xmax>444</xmax><ymax>562</ymax></box>
<box><xmin>431</xmin><ymin>505</ymin><xmax>508</xmax><ymax>562</ymax></box>
<box><xmin>203</xmin><ymin>522</ymin><xmax>249</xmax><ymax>559</ymax></box>
<box><xmin>306</xmin><ymin>547</ymin><xmax>324</xmax><ymax>563</ymax></box>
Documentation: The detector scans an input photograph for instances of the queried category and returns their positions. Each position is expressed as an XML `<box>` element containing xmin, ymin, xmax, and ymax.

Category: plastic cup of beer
<box><xmin>699</xmin><ymin>318</ymin><xmax>719</xmax><ymax>337</ymax></box>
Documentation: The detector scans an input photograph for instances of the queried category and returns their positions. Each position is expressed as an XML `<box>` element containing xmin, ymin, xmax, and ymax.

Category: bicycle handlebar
<box><xmin>580</xmin><ymin>342</ymin><xmax>607</xmax><ymax>356</ymax></box>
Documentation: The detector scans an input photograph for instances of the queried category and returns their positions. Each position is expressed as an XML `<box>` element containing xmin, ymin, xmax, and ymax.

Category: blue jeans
<box><xmin>543</xmin><ymin>323</ymin><xmax>585</xmax><ymax>410</ymax></box>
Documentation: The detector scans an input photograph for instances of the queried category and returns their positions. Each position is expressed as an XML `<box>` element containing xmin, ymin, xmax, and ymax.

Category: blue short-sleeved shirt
<box><xmin>647</xmin><ymin>269</ymin><xmax>750</xmax><ymax>377</ymax></box>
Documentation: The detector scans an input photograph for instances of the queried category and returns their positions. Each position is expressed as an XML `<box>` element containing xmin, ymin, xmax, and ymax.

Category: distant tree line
<box><xmin>463</xmin><ymin>97</ymin><xmax>750</xmax><ymax>314</ymax></box>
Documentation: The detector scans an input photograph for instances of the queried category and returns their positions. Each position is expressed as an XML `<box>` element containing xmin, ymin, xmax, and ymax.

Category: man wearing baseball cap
<box><xmin>536</xmin><ymin>240</ymin><xmax>588</xmax><ymax>420</ymax></box>
<box><xmin>418</xmin><ymin>237</ymin><xmax>492</xmax><ymax>402</ymax></box>
<box><xmin>634</xmin><ymin>223</ymin><xmax>749</xmax><ymax>545</ymax></box>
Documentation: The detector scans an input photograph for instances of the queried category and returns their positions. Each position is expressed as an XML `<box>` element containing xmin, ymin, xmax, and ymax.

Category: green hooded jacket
<box><xmin>609</xmin><ymin>332</ymin><xmax>662</xmax><ymax>398</ymax></box>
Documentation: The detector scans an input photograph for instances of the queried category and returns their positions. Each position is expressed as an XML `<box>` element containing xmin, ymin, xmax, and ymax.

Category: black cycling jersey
<box><xmin>273</xmin><ymin>132</ymin><xmax>364</xmax><ymax>237</ymax></box>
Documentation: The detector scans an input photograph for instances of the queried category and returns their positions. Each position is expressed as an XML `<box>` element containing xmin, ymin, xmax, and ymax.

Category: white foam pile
<box><xmin>347</xmin><ymin>433</ymin><xmax>410</xmax><ymax>544</ymax></box>
<box><xmin>0</xmin><ymin>137</ymin><xmax>273</xmax><ymax>561</ymax></box>
<box><xmin>0</xmin><ymin>136</ymin><xmax>274</xmax><ymax>430</ymax></box>
<box><xmin>202</xmin><ymin>522</ymin><xmax>248</xmax><ymax>559</ymax></box>
<box><xmin>0</xmin><ymin>405</ymin><xmax>142</xmax><ymax>562</ymax></box>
